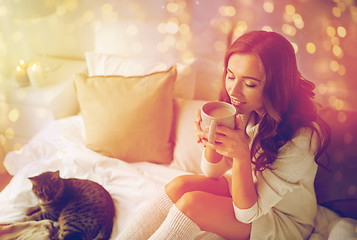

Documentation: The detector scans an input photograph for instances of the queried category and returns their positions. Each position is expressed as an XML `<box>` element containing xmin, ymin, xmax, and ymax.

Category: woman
<box><xmin>119</xmin><ymin>30</ymin><xmax>330</xmax><ymax>240</ymax></box>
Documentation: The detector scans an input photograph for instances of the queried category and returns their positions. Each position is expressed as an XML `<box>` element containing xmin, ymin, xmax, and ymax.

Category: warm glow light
<box><xmin>0</xmin><ymin>5</ymin><xmax>8</xmax><ymax>16</ymax></box>
<box><xmin>263</xmin><ymin>1</ymin><xmax>274</xmax><ymax>13</ymax></box>
<box><xmin>101</xmin><ymin>3</ymin><xmax>117</xmax><ymax>19</ymax></box>
<box><xmin>335</xmin><ymin>99</ymin><xmax>344</xmax><ymax>110</ymax></box>
<box><xmin>235</xmin><ymin>21</ymin><xmax>248</xmax><ymax>33</ymax></box>
<box><xmin>291</xmin><ymin>42</ymin><xmax>298</xmax><ymax>53</ymax></box>
<box><xmin>182</xmin><ymin>51</ymin><xmax>195</xmax><ymax>63</ymax></box>
<box><xmin>219</xmin><ymin>5</ymin><xmax>236</xmax><ymax>17</ymax></box>
<box><xmin>351</xmin><ymin>6</ymin><xmax>357</xmax><ymax>23</ymax></box>
<box><xmin>293</xmin><ymin>13</ymin><xmax>304</xmax><ymax>29</ymax></box>
<box><xmin>282</xmin><ymin>24</ymin><xmax>296</xmax><ymax>36</ymax></box>
<box><xmin>13</xmin><ymin>143</ymin><xmax>23</xmax><ymax>152</ymax></box>
<box><xmin>166</xmin><ymin>2</ymin><xmax>179</xmax><ymax>13</ymax></box>
<box><xmin>157</xmin><ymin>23</ymin><xmax>166</xmax><ymax>34</ymax></box>
<box><xmin>164</xmin><ymin>35</ymin><xmax>176</xmax><ymax>46</ymax></box>
<box><xmin>332</xmin><ymin>7</ymin><xmax>342</xmax><ymax>17</ymax></box>
<box><xmin>31</xmin><ymin>63</ymin><xmax>38</xmax><ymax>71</ymax></box>
<box><xmin>318</xmin><ymin>84</ymin><xmax>328</xmax><ymax>95</ymax></box>
<box><xmin>5</xmin><ymin>128</ymin><xmax>15</xmax><ymax>139</ymax></box>
<box><xmin>179</xmin><ymin>24</ymin><xmax>190</xmax><ymax>35</ymax></box>
<box><xmin>330</xmin><ymin>60</ymin><xmax>340</xmax><ymax>72</ymax></box>
<box><xmin>332</xmin><ymin>45</ymin><xmax>343</xmax><ymax>58</ymax></box>
<box><xmin>8</xmin><ymin>108</ymin><xmax>20</xmax><ymax>122</ymax></box>
<box><xmin>285</xmin><ymin>4</ymin><xmax>295</xmax><ymax>15</ymax></box>
<box><xmin>165</xmin><ymin>22</ymin><xmax>179</xmax><ymax>34</ymax></box>
<box><xmin>262</xmin><ymin>25</ymin><xmax>273</xmax><ymax>32</ymax></box>
<box><xmin>0</xmin><ymin>135</ymin><xmax>6</xmax><ymax>147</ymax></box>
<box><xmin>337</xmin><ymin>65</ymin><xmax>346</xmax><ymax>76</ymax></box>
<box><xmin>330</xmin><ymin>36</ymin><xmax>340</xmax><ymax>46</ymax></box>
<box><xmin>327</xmin><ymin>26</ymin><xmax>336</xmax><ymax>37</ymax></box>
<box><xmin>306</xmin><ymin>42</ymin><xmax>316</xmax><ymax>54</ymax></box>
<box><xmin>337</xmin><ymin>26</ymin><xmax>346</xmax><ymax>38</ymax></box>
<box><xmin>219</xmin><ymin>20</ymin><xmax>232</xmax><ymax>34</ymax></box>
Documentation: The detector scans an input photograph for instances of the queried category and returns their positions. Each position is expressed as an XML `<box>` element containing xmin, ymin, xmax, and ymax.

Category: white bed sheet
<box><xmin>0</xmin><ymin>116</ymin><xmax>191</xmax><ymax>238</ymax></box>
<box><xmin>1</xmin><ymin>116</ymin><xmax>356</xmax><ymax>240</ymax></box>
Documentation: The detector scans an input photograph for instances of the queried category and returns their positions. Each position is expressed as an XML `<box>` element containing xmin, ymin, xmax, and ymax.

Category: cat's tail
<box><xmin>91</xmin><ymin>223</ymin><xmax>113</xmax><ymax>240</ymax></box>
<box><xmin>62</xmin><ymin>231</ymin><xmax>83</xmax><ymax>240</ymax></box>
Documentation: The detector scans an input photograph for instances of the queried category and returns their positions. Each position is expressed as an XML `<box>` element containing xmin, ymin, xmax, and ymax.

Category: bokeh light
<box><xmin>0</xmin><ymin>0</ymin><xmax>356</xmax><ymax>155</ymax></box>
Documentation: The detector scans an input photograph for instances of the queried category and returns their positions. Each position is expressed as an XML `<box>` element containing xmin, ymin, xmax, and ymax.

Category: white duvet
<box><xmin>0</xmin><ymin>116</ymin><xmax>356</xmax><ymax>239</ymax></box>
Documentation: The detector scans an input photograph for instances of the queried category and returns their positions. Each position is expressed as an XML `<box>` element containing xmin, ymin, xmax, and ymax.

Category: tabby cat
<box><xmin>26</xmin><ymin>170</ymin><xmax>115</xmax><ymax>240</ymax></box>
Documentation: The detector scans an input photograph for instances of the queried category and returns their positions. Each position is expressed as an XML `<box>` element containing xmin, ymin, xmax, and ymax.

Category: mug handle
<box><xmin>208</xmin><ymin>120</ymin><xmax>217</xmax><ymax>144</ymax></box>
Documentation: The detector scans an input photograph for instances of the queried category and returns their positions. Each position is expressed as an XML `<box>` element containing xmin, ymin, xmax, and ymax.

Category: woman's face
<box><xmin>226</xmin><ymin>53</ymin><xmax>266</xmax><ymax>117</ymax></box>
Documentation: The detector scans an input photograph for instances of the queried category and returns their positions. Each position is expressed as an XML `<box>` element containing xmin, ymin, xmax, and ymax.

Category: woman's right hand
<box><xmin>195</xmin><ymin>109</ymin><xmax>224</xmax><ymax>163</ymax></box>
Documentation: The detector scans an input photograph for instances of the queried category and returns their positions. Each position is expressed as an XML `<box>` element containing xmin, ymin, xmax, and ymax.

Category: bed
<box><xmin>1</xmin><ymin>20</ymin><xmax>357</xmax><ymax>239</ymax></box>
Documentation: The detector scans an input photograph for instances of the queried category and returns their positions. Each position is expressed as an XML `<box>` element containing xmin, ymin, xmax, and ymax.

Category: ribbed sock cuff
<box><xmin>156</xmin><ymin>188</ymin><xmax>174</xmax><ymax>214</ymax></box>
<box><xmin>149</xmin><ymin>205</ymin><xmax>201</xmax><ymax>240</ymax></box>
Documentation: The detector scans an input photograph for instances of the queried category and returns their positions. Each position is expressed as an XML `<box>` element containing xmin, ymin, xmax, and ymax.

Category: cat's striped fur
<box><xmin>26</xmin><ymin>171</ymin><xmax>115</xmax><ymax>240</ymax></box>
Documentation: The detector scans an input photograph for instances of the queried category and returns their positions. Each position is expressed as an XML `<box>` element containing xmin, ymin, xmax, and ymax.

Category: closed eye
<box><xmin>244</xmin><ymin>80</ymin><xmax>257</xmax><ymax>88</ymax></box>
<box><xmin>227</xmin><ymin>70</ymin><xmax>235</xmax><ymax>80</ymax></box>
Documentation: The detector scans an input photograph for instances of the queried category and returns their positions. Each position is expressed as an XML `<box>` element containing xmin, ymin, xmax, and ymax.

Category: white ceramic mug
<box><xmin>200</xmin><ymin>101</ymin><xmax>237</xmax><ymax>143</ymax></box>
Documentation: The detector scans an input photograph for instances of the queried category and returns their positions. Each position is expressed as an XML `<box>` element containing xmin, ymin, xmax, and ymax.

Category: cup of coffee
<box><xmin>200</xmin><ymin>101</ymin><xmax>237</xmax><ymax>143</ymax></box>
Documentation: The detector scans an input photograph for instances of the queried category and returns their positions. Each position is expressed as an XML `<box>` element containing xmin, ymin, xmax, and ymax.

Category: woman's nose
<box><xmin>229</xmin><ymin>80</ymin><xmax>242</xmax><ymax>95</ymax></box>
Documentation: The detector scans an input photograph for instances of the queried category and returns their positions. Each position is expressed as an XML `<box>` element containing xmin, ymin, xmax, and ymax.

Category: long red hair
<box><xmin>220</xmin><ymin>31</ymin><xmax>330</xmax><ymax>171</ymax></box>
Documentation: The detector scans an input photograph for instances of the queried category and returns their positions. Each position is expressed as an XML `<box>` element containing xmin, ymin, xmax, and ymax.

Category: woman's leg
<box><xmin>165</xmin><ymin>174</ymin><xmax>231</xmax><ymax>203</ymax></box>
<box><xmin>162</xmin><ymin>174</ymin><xmax>250</xmax><ymax>239</ymax></box>
<box><xmin>118</xmin><ymin>189</ymin><xmax>173</xmax><ymax>240</ymax></box>
<box><xmin>177</xmin><ymin>191</ymin><xmax>251</xmax><ymax>240</ymax></box>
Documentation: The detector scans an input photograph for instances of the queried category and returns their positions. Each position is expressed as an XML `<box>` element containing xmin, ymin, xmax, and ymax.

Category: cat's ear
<box><xmin>28</xmin><ymin>176</ymin><xmax>38</xmax><ymax>185</ymax></box>
<box><xmin>51</xmin><ymin>170</ymin><xmax>60</xmax><ymax>180</ymax></box>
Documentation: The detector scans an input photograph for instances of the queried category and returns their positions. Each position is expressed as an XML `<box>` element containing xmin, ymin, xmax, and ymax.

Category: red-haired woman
<box><xmin>120</xmin><ymin>30</ymin><xmax>330</xmax><ymax>240</ymax></box>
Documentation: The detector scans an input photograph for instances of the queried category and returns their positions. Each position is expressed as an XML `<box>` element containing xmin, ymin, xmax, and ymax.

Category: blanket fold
<box><xmin>0</xmin><ymin>220</ymin><xmax>54</xmax><ymax>240</ymax></box>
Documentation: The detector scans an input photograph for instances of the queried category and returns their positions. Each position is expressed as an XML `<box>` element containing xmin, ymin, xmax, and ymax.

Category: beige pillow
<box><xmin>74</xmin><ymin>66</ymin><xmax>177</xmax><ymax>164</ymax></box>
<box><xmin>170</xmin><ymin>98</ymin><xmax>207</xmax><ymax>174</ymax></box>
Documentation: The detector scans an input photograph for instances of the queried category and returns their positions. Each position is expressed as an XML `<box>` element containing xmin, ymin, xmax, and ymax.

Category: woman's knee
<box><xmin>165</xmin><ymin>175</ymin><xmax>193</xmax><ymax>203</ymax></box>
<box><xmin>175</xmin><ymin>191</ymin><xmax>205</xmax><ymax>219</ymax></box>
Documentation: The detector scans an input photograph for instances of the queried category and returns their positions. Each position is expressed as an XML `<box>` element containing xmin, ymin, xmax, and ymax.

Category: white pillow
<box><xmin>170</xmin><ymin>98</ymin><xmax>207</xmax><ymax>174</ymax></box>
<box><xmin>85</xmin><ymin>52</ymin><xmax>196</xmax><ymax>99</ymax></box>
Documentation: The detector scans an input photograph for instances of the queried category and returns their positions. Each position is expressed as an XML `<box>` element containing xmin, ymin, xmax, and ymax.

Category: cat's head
<box><xmin>29</xmin><ymin>170</ymin><xmax>64</xmax><ymax>203</ymax></box>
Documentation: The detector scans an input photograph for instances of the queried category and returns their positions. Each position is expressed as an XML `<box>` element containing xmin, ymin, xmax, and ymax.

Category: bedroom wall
<box><xmin>0</xmin><ymin>0</ymin><xmax>356</xmax><ymax>108</ymax></box>
<box><xmin>0</xmin><ymin>0</ymin><xmax>356</xmax><ymax>162</ymax></box>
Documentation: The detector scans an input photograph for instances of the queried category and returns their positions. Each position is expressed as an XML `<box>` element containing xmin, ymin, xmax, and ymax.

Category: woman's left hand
<box><xmin>202</xmin><ymin>115</ymin><xmax>251</xmax><ymax>161</ymax></box>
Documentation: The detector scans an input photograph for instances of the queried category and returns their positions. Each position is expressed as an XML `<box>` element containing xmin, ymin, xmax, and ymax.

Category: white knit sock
<box><xmin>148</xmin><ymin>205</ymin><xmax>201</xmax><ymax>240</ymax></box>
<box><xmin>118</xmin><ymin>189</ymin><xmax>173</xmax><ymax>240</ymax></box>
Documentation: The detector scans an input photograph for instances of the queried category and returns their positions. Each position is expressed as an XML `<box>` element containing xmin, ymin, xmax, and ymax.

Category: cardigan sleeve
<box><xmin>233</xmin><ymin>127</ymin><xmax>318</xmax><ymax>223</ymax></box>
<box><xmin>200</xmin><ymin>149</ymin><xmax>232</xmax><ymax>178</ymax></box>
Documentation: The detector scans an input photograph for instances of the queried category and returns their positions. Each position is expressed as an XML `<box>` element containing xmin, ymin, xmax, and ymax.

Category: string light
<box><xmin>1</xmin><ymin>0</ymin><xmax>356</xmax><ymax>158</ymax></box>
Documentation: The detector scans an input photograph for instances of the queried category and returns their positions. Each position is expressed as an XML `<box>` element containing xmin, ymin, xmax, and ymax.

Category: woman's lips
<box><xmin>231</xmin><ymin>98</ymin><xmax>245</xmax><ymax>106</ymax></box>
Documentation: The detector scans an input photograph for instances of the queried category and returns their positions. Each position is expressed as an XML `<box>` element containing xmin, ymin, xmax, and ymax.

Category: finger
<box><xmin>236</xmin><ymin>114</ymin><xmax>243</xmax><ymax>130</ymax></box>
<box><xmin>214</xmin><ymin>125</ymin><xmax>237</xmax><ymax>137</ymax></box>
<box><xmin>201</xmin><ymin>138</ymin><xmax>214</xmax><ymax>149</ymax></box>
<box><xmin>196</xmin><ymin>109</ymin><xmax>202</xmax><ymax>122</ymax></box>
